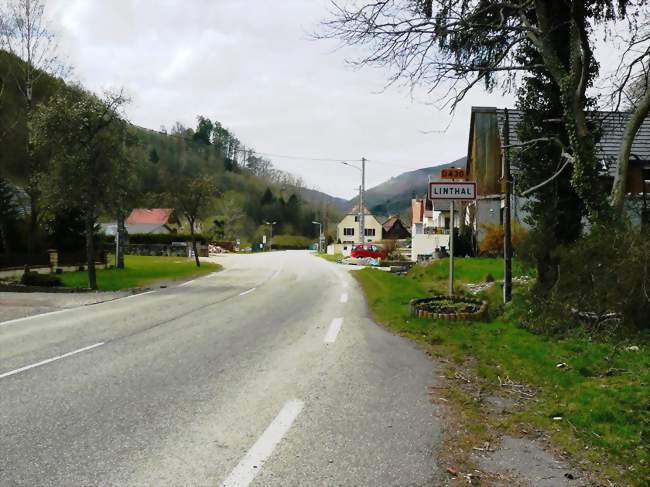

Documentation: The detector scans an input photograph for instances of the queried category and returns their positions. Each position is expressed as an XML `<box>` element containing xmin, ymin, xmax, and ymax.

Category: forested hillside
<box><xmin>347</xmin><ymin>157</ymin><xmax>466</xmax><ymax>220</ymax></box>
<box><xmin>0</xmin><ymin>49</ymin><xmax>341</xmax><ymax>255</ymax></box>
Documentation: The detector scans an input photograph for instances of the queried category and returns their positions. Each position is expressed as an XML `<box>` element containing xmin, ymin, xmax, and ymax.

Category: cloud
<box><xmin>44</xmin><ymin>0</ymin><xmax>515</xmax><ymax>198</ymax></box>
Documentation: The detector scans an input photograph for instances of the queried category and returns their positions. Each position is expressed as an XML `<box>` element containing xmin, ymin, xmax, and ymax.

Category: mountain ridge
<box><xmin>344</xmin><ymin>157</ymin><xmax>467</xmax><ymax>220</ymax></box>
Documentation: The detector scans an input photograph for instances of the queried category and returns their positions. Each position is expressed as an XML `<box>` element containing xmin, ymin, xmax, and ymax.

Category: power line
<box><xmin>246</xmin><ymin>151</ymin><xmax>359</xmax><ymax>163</ymax></box>
<box><xmin>132</xmin><ymin>123</ymin><xmax>437</xmax><ymax>170</ymax></box>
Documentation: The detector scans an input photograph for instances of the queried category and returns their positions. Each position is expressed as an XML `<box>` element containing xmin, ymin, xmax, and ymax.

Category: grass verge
<box><xmin>59</xmin><ymin>255</ymin><xmax>221</xmax><ymax>291</ymax></box>
<box><xmin>354</xmin><ymin>261</ymin><xmax>649</xmax><ymax>485</ymax></box>
<box><xmin>315</xmin><ymin>252</ymin><xmax>343</xmax><ymax>263</ymax></box>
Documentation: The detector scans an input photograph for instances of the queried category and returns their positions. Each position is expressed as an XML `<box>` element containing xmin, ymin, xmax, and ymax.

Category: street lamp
<box><xmin>312</xmin><ymin>221</ymin><xmax>323</xmax><ymax>252</ymax></box>
<box><xmin>264</xmin><ymin>221</ymin><xmax>277</xmax><ymax>251</ymax></box>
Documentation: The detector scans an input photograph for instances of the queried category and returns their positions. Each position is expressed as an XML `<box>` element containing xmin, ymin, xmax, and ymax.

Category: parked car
<box><xmin>351</xmin><ymin>243</ymin><xmax>387</xmax><ymax>260</ymax></box>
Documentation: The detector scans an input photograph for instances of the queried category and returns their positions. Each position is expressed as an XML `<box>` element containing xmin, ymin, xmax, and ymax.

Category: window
<box><xmin>344</xmin><ymin>227</ymin><xmax>355</xmax><ymax>236</ymax></box>
<box><xmin>354</xmin><ymin>216</ymin><xmax>359</xmax><ymax>222</ymax></box>
<box><xmin>364</xmin><ymin>228</ymin><xmax>375</xmax><ymax>237</ymax></box>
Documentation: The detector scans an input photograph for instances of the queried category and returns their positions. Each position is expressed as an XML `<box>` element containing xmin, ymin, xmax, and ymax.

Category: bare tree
<box><xmin>1</xmin><ymin>0</ymin><xmax>67</xmax><ymax>254</ymax></box>
<box><xmin>319</xmin><ymin>0</ymin><xmax>647</xmax><ymax>221</ymax></box>
<box><xmin>2</xmin><ymin>0</ymin><xmax>66</xmax><ymax>110</ymax></box>
<box><xmin>609</xmin><ymin>22</ymin><xmax>650</xmax><ymax>212</ymax></box>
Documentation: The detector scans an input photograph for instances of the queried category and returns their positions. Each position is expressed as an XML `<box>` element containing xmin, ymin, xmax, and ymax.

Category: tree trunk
<box><xmin>85</xmin><ymin>215</ymin><xmax>97</xmax><ymax>290</ymax></box>
<box><xmin>26</xmin><ymin>191</ymin><xmax>38</xmax><ymax>266</ymax></box>
<box><xmin>190</xmin><ymin>220</ymin><xmax>200</xmax><ymax>267</ymax></box>
<box><xmin>611</xmin><ymin>86</ymin><xmax>650</xmax><ymax>213</ymax></box>
<box><xmin>562</xmin><ymin>94</ymin><xmax>611</xmax><ymax>224</ymax></box>
<box><xmin>116</xmin><ymin>210</ymin><xmax>126</xmax><ymax>269</ymax></box>
<box><xmin>0</xmin><ymin>222</ymin><xmax>10</xmax><ymax>254</ymax></box>
<box><xmin>536</xmin><ymin>252</ymin><xmax>559</xmax><ymax>297</ymax></box>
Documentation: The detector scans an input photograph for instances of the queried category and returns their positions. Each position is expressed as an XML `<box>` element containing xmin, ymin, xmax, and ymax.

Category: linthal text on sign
<box><xmin>428</xmin><ymin>182</ymin><xmax>476</xmax><ymax>201</ymax></box>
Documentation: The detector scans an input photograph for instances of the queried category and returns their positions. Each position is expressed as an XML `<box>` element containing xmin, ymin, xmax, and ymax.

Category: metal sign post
<box><xmin>449</xmin><ymin>200</ymin><xmax>454</xmax><ymax>295</ymax></box>
<box><xmin>429</xmin><ymin>173</ymin><xmax>476</xmax><ymax>297</ymax></box>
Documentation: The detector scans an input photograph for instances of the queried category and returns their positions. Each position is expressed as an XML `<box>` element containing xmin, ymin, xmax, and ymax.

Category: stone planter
<box><xmin>410</xmin><ymin>295</ymin><xmax>488</xmax><ymax>321</ymax></box>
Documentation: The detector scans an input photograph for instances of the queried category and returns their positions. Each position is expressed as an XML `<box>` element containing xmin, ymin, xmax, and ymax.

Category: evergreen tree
<box><xmin>515</xmin><ymin>46</ymin><xmax>586</xmax><ymax>293</ymax></box>
<box><xmin>193</xmin><ymin>116</ymin><xmax>214</xmax><ymax>145</ymax></box>
<box><xmin>0</xmin><ymin>177</ymin><xmax>18</xmax><ymax>253</ymax></box>
<box><xmin>260</xmin><ymin>187</ymin><xmax>274</xmax><ymax>206</ymax></box>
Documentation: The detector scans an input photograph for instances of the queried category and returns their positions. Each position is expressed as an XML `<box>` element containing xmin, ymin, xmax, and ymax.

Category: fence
<box><xmin>0</xmin><ymin>253</ymin><xmax>50</xmax><ymax>270</ymax></box>
<box><xmin>121</xmin><ymin>243</ymin><xmax>208</xmax><ymax>257</ymax></box>
<box><xmin>0</xmin><ymin>251</ymin><xmax>107</xmax><ymax>271</ymax></box>
<box><xmin>58</xmin><ymin>251</ymin><xmax>107</xmax><ymax>267</ymax></box>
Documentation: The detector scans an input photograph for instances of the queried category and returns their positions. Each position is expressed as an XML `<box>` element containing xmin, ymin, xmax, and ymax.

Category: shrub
<box><xmin>382</xmin><ymin>240</ymin><xmax>406</xmax><ymax>261</ymax></box>
<box><xmin>485</xmin><ymin>273</ymin><xmax>494</xmax><ymax>283</ymax></box>
<box><xmin>270</xmin><ymin>235</ymin><xmax>313</xmax><ymax>250</ymax></box>
<box><xmin>548</xmin><ymin>225</ymin><xmax>650</xmax><ymax>331</ymax></box>
<box><xmin>20</xmin><ymin>271</ymin><xmax>62</xmax><ymax>287</ymax></box>
<box><xmin>479</xmin><ymin>222</ymin><xmax>528</xmax><ymax>256</ymax></box>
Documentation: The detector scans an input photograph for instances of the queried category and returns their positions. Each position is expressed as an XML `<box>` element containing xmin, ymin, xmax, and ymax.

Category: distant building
<box><xmin>121</xmin><ymin>208</ymin><xmax>176</xmax><ymax>234</ymax></box>
<box><xmin>336</xmin><ymin>206</ymin><xmax>384</xmax><ymax>244</ymax></box>
<box><xmin>101</xmin><ymin>208</ymin><xmax>201</xmax><ymax>237</ymax></box>
<box><xmin>382</xmin><ymin>215</ymin><xmax>411</xmax><ymax>240</ymax></box>
<box><xmin>410</xmin><ymin>197</ymin><xmax>461</xmax><ymax>262</ymax></box>
<box><xmin>465</xmin><ymin>107</ymin><xmax>650</xmax><ymax>240</ymax></box>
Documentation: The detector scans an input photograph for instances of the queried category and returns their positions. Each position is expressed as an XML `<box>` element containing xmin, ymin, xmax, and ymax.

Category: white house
<box><xmin>336</xmin><ymin>206</ymin><xmax>384</xmax><ymax>245</ymax></box>
<box><xmin>410</xmin><ymin>197</ymin><xmax>461</xmax><ymax>262</ymax></box>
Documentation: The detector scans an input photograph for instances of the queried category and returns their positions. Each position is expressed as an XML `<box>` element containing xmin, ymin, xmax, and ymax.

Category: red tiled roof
<box><xmin>126</xmin><ymin>208</ymin><xmax>174</xmax><ymax>225</ymax></box>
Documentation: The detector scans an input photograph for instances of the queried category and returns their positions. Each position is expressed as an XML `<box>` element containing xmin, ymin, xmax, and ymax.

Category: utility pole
<box><xmin>359</xmin><ymin>157</ymin><xmax>366</xmax><ymax>245</ymax></box>
<box><xmin>503</xmin><ymin>109</ymin><xmax>513</xmax><ymax>303</ymax></box>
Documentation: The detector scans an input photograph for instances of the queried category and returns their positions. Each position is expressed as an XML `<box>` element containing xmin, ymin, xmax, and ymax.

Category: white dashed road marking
<box><xmin>221</xmin><ymin>400</ymin><xmax>304</xmax><ymax>487</ymax></box>
<box><xmin>0</xmin><ymin>342</ymin><xmax>105</xmax><ymax>380</ymax></box>
<box><xmin>340</xmin><ymin>293</ymin><xmax>348</xmax><ymax>303</ymax></box>
<box><xmin>238</xmin><ymin>288</ymin><xmax>256</xmax><ymax>296</ymax></box>
<box><xmin>324</xmin><ymin>318</ymin><xmax>344</xmax><ymax>343</ymax></box>
<box><xmin>0</xmin><ymin>309</ymin><xmax>71</xmax><ymax>327</ymax></box>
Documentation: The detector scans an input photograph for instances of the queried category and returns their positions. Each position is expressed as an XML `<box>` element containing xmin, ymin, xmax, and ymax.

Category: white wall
<box><xmin>337</xmin><ymin>214</ymin><xmax>384</xmax><ymax>243</ymax></box>
<box><xmin>411</xmin><ymin>234</ymin><xmax>450</xmax><ymax>262</ymax></box>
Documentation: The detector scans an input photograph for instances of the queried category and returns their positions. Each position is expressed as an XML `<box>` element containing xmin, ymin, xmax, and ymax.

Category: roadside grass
<box><xmin>59</xmin><ymin>255</ymin><xmax>221</xmax><ymax>291</ymax></box>
<box><xmin>354</xmin><ymin>264</ymin><xmax>649</xmax><ymax>485</ymax></box>
<box><xmin>316</xmin><ymin>252</ymin><xmax>343</xmax><ymax>263</ymax></box>
<box><xmin>408</xmin><ymin>257</ymin><xmax>532</xmax><ymax>293</ymax></box>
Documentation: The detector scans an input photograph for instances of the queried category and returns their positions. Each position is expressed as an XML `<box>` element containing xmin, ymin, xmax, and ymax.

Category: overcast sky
<box><xmin>45</xmin><ymin>0</ymin><xmax>518</xmax><ymax>199</ymax></box>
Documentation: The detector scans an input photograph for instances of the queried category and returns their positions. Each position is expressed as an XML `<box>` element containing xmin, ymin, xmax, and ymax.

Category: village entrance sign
<box><xmin>428</xmin><ymin>171</ymin><xmax>476</xmax><ymax>296</ymax></box>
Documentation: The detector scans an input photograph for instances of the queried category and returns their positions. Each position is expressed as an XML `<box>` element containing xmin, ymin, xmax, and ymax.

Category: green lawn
<box><xmin>408</xmin><ymin>257</ymin><xmax>532</xmax><ymax>293</ymax></box>
<box><xmin>354</xmin><ymin>262</ymin><xmax>649</xmax><ymax>485</ymax></box>
<box><xmin>59</xmin><ymin>255</ymin><xmax>221</xmax><ymax>291</ymax></box>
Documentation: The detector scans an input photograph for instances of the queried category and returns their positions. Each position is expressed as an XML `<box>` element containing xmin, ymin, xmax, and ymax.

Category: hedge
<box><xmin>103</xmin><ymin>233</ymin><xmax>208</xmax><ymax>245</ymax></box>
<box><xmin>270</xmin><ymin>234</ymin><xmax>314</xmax><ymax>250</ymax></box>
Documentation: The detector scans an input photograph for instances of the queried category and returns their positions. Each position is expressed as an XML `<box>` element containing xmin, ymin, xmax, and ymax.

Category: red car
<box><xmin>351</xmin><ymin>243</ymin><xmax>387</xmax><ymax>260</ymax></box>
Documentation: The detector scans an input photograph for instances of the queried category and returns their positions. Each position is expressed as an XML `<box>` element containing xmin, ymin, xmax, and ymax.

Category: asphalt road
<box><xmin>0</xmin><ymin>251</ymin><xmax>442</xmax><ymax>486</ymax></box>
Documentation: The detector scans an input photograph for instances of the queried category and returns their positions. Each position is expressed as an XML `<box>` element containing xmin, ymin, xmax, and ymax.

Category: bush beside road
<box><xmin>353</xmin><ymin>259</ymin><xmax>649</xmax><ymax>486</ymax></box>
<box><xmin>59</xmin><ymin>255</ymin><xmax>221</xmax><ymax>291</ymax></box>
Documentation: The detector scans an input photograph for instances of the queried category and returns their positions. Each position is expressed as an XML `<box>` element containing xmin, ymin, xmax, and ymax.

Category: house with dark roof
<box><xmin>465</xmin><ymin>107</ymin><xmax>650</xmax><ymax>239</ymax></box>
<box><xmin>382</xmin><ymin>215</ymin><xmax>411</xmax><ymax>240</ymax></box>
